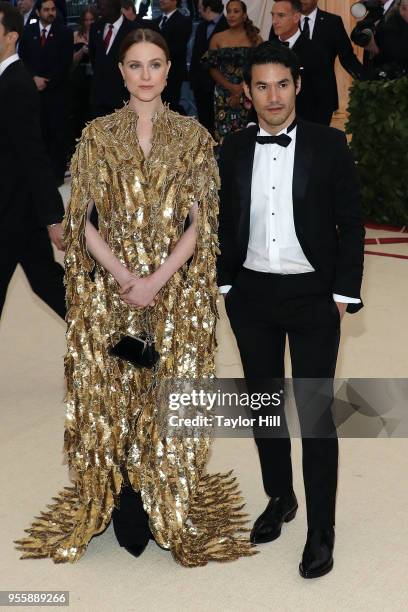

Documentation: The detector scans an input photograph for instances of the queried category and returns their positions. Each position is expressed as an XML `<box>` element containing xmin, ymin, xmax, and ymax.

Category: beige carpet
<box><xmin>1</xmin><ymin>184</ymin><xmax>407</xmax><ymax>611</ymax></box>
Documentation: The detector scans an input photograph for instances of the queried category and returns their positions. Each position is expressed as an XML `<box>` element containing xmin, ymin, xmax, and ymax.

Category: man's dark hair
<box><xmin>274</xmin><ymin>0</ymin><xmax>302</xmax><ymax>11</ymax></box>
<box><xmin>35</xmin><ymin>0</ymin><xmax>56</xmax><ymax>11</ymax></box>
<box><xmin>0</xmin><ymin>1</ymin><xmax>23</xmax><ymax>39</ymax></box>
<box><xmin>243</xmin><ymin>42</ymin><xmax>301</xmax><ymax>86</ymax></box>
<box><xmin>121</xmin><ymin>0</ymin><xmax>136</xmax><ymax>12</ymax></box>
<box><xmin>202</xmin><ymin>0</ymin><xmax>224</xmax><ymax>12</ymax></box>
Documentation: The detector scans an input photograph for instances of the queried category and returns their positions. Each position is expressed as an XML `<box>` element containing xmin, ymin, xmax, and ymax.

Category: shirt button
<box><xmin>273</xmin><ymin>158</ymin><xmax>277</xmax><ymax>161</ymax></box>
<box><xmin>272</xmin><ymin>239</ymin><xmax>276</xmax><ymax>242</ymax></box>
<box><xmin>272</xmin><ymin>212</ymin><xmax>275</xmax><ymax>215</ymax></box>
<box><xmin>272</xmin><ymin>186</ymin><xmax>276</xmax><ymax>190</ymax></box>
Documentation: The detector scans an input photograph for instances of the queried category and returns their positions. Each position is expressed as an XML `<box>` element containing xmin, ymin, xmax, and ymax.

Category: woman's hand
<box><xmin>118</xmin><ymin>273</ymin><xmax>159</xmax><ymax>308</ymax></box>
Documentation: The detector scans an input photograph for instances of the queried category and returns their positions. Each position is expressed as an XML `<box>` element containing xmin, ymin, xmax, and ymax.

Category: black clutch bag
<box><xmin>109</xmin><ymin>332</ymin><xmax>159</xmax><ymax>369</ymax></box>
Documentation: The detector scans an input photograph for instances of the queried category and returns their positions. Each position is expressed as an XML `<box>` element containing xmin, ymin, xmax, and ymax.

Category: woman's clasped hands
<box><xmin>118</xmin><ymin>271</ymin><xmax>159</xmax><ymax>308</ymax></box>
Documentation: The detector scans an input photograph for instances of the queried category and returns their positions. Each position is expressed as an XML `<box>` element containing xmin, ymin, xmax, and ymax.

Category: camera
<box><xmin>350</xmin><ymin>0</ymin><xmax>385</xmax><ymax>47</ymax></box>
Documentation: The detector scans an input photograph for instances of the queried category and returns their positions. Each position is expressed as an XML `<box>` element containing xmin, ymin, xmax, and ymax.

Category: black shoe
<box><xmin>299</xmin><ymin>528</ymin><xmax>335</xmax><ymax>579</ymax></box>
<box><xmin>123</xmin><ymin>540</ymin><xmax>149</xmax><ymax>558</ymax></box>
<box><xmin>250</xmin><ymin>491</ymin><xmax>298</xmax><ymax>544</ymax></box>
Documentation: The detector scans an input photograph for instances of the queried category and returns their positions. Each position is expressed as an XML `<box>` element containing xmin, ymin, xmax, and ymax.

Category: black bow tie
<box><xmin>280</xmin><ymin>40</ymin><xmax>290</xmax><ymax>47</ymax></box>
<box><xmin>256</xmin><ymin>133</ymin><xmax>292</xmax><ymax>147</ymax></box>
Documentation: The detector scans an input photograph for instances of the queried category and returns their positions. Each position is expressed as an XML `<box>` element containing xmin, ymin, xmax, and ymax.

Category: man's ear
<box><xmin>243</xmin><ymin>81</ymin><xmax>252</xmax><ymax>101</ymax></box>
<box><xmin>295</xmin><ymin>76</ymin><xmax>301</xmax><ymax>96</ymax></box>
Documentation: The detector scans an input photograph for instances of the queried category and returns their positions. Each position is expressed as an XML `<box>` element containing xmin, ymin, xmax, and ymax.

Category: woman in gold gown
<box><xmin>15</xmin><ymin>28</ymin><xmax>256</xmax><ymax>567</ymax></box>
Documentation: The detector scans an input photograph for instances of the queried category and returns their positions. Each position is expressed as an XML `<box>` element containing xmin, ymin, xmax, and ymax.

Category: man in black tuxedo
<box><xmin>19</xmin><ymin>0</ymin><xmax>73</xmax><ymax>185</ymax></box>
<box><xmin>190</xmin><ymin>0</ymin><xmax>227</xmax><ymax>134</ymax></box>
<box><xmin>269</xmin><ymin>0</ymin><xmax>332</xmax><ymax>125</ymax></box>
<box><xmin>89</xmin><ymin>0</ymin><xmax>157</xmax><ymax>118</ymax></box>
<box><xmin>154</xmin><ymin>0</ymin><xmax>192</xmax><ymax>112</ymax></box>
<box><xmin>298</xmin><ymin>0</ymin><xmax>366</xmax><ymax>116</ymax></box>
<box><xmin>0</xmin><ymin>2</ymin><xmax>65</xmax><ymax>322</ymax></box>
<box><xmin>218</xmin><ymin>43</ymin><xmax>364</xmax><ymax>578</ymax></box>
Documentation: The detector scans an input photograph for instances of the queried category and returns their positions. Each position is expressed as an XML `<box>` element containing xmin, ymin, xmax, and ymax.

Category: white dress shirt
<box><xmin>383</xmin><ymin>0</ymin><xmax>395</xmax><ymax>14</ymax></box>
<box><xmin>300</xmin><ymin>7</ymin><xmax>318</xmax><ymax>39</ymax></box>
<box><xmin>279</xmin><ymin>29</ymin><xmax>302</xmax><ymax>49</ymax></box>
<box><xmin>219</xmin><ymin>124</ymin><xmax>361</xmax><ymax>304</ymax></box>
<box><xmin>0</xmin><ymin>53</ymin><xmax>19</xmax><ymax>77</ymax></box>
<box><xmin>159</xmin><ymin>8</ymin><xmax>177</xmax><ymax>28</ymax></box>
<box><xmin>103</xmin><ymin>14</ymin><xmax>124</xmax><ymax>55</ymax></box>
<box><xmin>38</xmin><ymin>21</ymin><xmax>52</xmax><ymax>39</ymax></box>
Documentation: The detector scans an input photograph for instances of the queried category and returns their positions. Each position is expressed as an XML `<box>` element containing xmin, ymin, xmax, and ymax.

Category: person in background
<box><xmin>121</xmin><ymin>0</ymin><xmax>137</xmax><ymax>21</ymax></box>
<box><xmin>0</xmin><ymin>1</ymin><xmax>66</xmax><ymax>323</ymax></box>
<box><xmin>68</xmin><ymin>4</ymin><xmax>97</xmax><ymax>152</ymax></box>
<box><xmin>206</xmin><ymin>0</ymin><xmax>262</xmax><ymax>144</ymax></box>
<box><xmin>154</xmin><ymin>0</ymin><xmax>192</xmax><ymax>112</ymax></box>
<box><xmin>269</xmin><ymin>0</ymin><xmax>332</xmax><ymax>125</ymax></box>
<box><xmin>374</xmin><ymin>0</ymin><xmax>408</xmax><ymax>75</ymax></box>
<box><xmin>190</xmin><ymin>0</ymin><xmax>227</xmax><ymax>134</ymax></box>
<box><xmin>19</xmin><ymin>0</ymin><xmax>73</xmax><ymax>185</ymax></box>
<box><xmin>298</xmin><ymin>0</ymin><xmax>366</xmax><ymax>123</ymax></box>
<box><xmin>17</xmin><ymin>0</ymin><xmax>36</xmax><ymax>27</ymax></box>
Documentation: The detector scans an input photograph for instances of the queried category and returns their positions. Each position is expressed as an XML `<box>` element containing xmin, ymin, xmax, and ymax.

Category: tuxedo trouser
<box><xmin>225</xmin><ymin>267</ymin><xmax>340</xmax><ymax>528</ymax></box>
<box><xmin>0</xmin><ymin>216</ymin><xmax>66</xmax><ymax>322</ymax></box>
<box><xmin>112</xmin><ymin>484</ymin><xmax>152</xmax><ymax>546</ymax></box>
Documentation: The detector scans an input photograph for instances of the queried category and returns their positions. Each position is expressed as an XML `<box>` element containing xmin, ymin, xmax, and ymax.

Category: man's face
<box><xmin>17</xmin><ymin>0</ymin><xmax>34</xmax><ymax>15</ymax></box>
<box><xmin>159</xmin><ymin>0</ymin><xmax>177</xmax><ymax>13</ymax></box>
<box><xmin>199</xmin><ymin>0</ymin><xmax>212</xmax><ymax>21</ymax></box>
<box><xmin>99</xmin><ymin>0</ymin><xmax>120</xmax><ymax>22</ymax></box>
<box><xmin>244</xmin><ymin>62</ymin><xmax>300</xmax><ymax>130</ymax></box>
<box><xmin>37</xmin><ymin>0</ymin><xmax>56</xmax><ymax>25</ymax></box>
<box><xmin>400</xmin><ymin>1</ymin><xmax>408</xmax><ymax>23</ymax></box>
<box><xmin>299</xmin><ymin>0</ymin><xmax>318</xmax><ymax>15</ymax></box>
<box><xmin>272</xmin><ymin>1</ymin><xmax>300</xmax><ymax>39</ymax></box>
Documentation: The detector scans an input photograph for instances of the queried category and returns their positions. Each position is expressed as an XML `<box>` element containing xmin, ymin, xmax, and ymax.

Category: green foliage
<box><xmin>345</xmin><ymin>77</ymin><xmax>408</xmax><ymax>226</ymax></box>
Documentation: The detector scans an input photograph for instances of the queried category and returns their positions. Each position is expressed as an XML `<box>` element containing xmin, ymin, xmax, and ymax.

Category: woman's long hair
<box><xmin>77</xmin><ymin>5</ymin><xmax>98</xmax><ymax>37</ymax></box>
<box><xmin>226</xmin><ymin>0</ymin><xmax>260</xmax><ymax>47</ymax></box>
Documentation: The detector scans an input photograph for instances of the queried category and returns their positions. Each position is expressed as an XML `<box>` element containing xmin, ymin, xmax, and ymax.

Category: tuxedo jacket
<box><xmin>19</xmin><ymin>20</ymin><xmax>73</xmax><ymax>92</ymax></box>
<box><xmin>88</xmin><ymin>17</ymin><xmax>158</xmax><ymax>110</ymax></box>
<box><xmin>305</xmin><ymin>9</ymin><xmax>366</xmax><ymax>112</ymax></box>
<box><xmin>0</xmin><ymin>60</ymin><xmax>64</xmax><ymax>227</ymax></box>
<box><xmin>189</xmin><ymin>14</ymin><xmax>228</xmax><ymax>92</ymax></box>
<box><xmin>154</xmin><ymin>10</ymin><xmax>192</xmax><ymax>82</ymax></box>
<box><xmin>217</xmin><ymin>121</ymin><xmax>365</xmax><ymax>313</ymax></box>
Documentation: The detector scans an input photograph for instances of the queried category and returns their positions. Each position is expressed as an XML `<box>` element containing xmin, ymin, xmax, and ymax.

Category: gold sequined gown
<box><xmin>15</xmin><ymin>104</ymin><xmax>256</xmax><ymax>566</ymax></box>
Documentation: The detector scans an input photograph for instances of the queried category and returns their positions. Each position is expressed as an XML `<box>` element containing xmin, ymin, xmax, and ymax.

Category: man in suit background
<box><xmin>190</xmin><ymin>0</ymin><xmax>227</xmax><ymax>134</ymax></box>
<box><xmin>218</xmin><ymin>43</ymin><xmax>364</xmax><ymax>578</ymax></box>
<box><xmin>299</xmin><ymin>0</ymin><xmax>366</xmax><ymax>118</ymax></box>
<box><xmin>16</xmin><ymin>0</ymin><xmax>37</xmax><ymax>27</ymax></box>
<box><xmin>154</xmin><ymin>0</ymin><xmax>192</xmax><ymax>112</ymax></box>
<box><xmin>269</xmin><ymin>0</ymin><xmax>332</xmax><ymax>125</ymax></box>
<box><xmin>19</xmin><ymin>0</ymin><xmax>73</xmax><ymax>185</ymax></box>
<box><xmin>0</xmin><ymin>1</ymin><xmax>65</xmax><ymax>322</ymax></box>
<box><xmin>89</xmin><ymin>0</ymin><xmax>157</xmax><ymax>118</ymax></box>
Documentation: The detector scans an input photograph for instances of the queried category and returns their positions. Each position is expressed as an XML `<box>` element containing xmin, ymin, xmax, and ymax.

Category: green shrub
<box><xmin>345</xmin><ymin>76</ymin><xmax>408</xmax><ymax>226</ymax></box>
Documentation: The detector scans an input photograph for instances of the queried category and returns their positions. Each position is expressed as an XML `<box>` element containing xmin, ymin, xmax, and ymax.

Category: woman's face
<box><xmin>83</xmin><ymin>11</ymin><xmax>95</xmax><ymax>32</ymax></box>
<box><xmin>226</xmin><ymin>1</ymin><xmax>247</xmax><ymax>28</ymax></box>
<box><xmin>119</xmin><ymin>42</ymin><xmax>170</xmax><ymax>103</ymax></box>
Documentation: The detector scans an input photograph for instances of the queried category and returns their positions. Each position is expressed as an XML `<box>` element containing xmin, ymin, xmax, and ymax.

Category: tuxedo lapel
<box><xmin>236</xmin><ymin>126</ymin><xmax>257</xmax><ymax>242</ymax></box>
<box><xmin>312</xmin><ymin>9</ymin><xmax>326</xmax><ymax>40</ymax></box>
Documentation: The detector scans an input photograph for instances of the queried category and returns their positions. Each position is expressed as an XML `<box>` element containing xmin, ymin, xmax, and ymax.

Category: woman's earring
<box><xmin>124</xmin><ymin>80</ymin><xmax>128</xmax><ymax>89</ymax></box>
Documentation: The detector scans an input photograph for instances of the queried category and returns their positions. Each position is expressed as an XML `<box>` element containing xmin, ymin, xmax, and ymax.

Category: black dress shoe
<box><xmin>250</xmin><ymin>491</ymin><xmax>298</xmax><ymax>544</ymax></box>
<box><xmin>299</xmin><ymin>528</ymin><xmax>335</xmax><ymax>579</ymax></box>
<box><xmin>123</xmin><ymin>540</ymin><xmax>150</xmax><ymax>558</ymax></box>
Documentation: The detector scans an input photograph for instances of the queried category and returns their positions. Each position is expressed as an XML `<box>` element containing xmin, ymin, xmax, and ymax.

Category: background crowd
<box><xmin>5</xmin><ymin>0</ymin><xmax>408</xmax><ymax>183</ymax></box>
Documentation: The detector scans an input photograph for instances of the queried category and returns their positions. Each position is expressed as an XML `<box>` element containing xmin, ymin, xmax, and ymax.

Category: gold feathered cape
<box><xmin>15</xmin><ymin>105</ymin><xmax>256</xmax><ymax>566</ymax></box>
